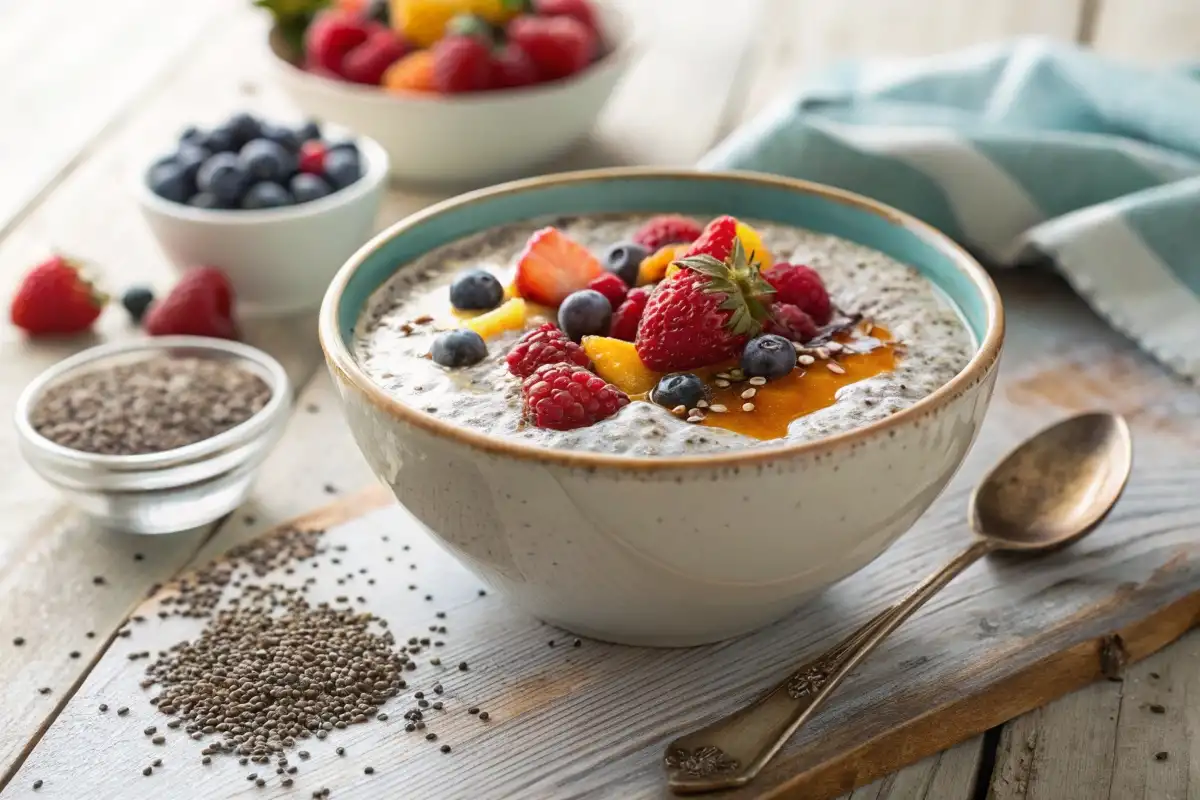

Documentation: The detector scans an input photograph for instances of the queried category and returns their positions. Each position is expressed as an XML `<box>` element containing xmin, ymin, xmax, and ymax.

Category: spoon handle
<box><xmin>663</xmin><ymin>539</ymin><xmax>993</xmax><ymax>794</ymax></box>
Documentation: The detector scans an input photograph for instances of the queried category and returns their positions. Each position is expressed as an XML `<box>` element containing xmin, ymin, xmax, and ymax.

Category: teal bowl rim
<box><xmin>318</xmin><ymin>167</ymin><xmax>1004</xmax><ymax>471</ymax></box>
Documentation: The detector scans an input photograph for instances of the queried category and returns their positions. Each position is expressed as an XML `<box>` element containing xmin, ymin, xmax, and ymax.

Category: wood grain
<box><xmin>7</xmin><ymin>273</ymin><xmax>1199</xmax><ymax>799</ymax></box>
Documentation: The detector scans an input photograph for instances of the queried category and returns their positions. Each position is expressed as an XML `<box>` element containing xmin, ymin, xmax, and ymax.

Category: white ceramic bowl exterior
<box><xmin>268</xmin><ymin>5</ymin><xmax>634</xmax><ymax>185</ymax></box>
<box><xmin>136</xmin><ymin>137</ymin><xmax>388</xmax><ymax>316</ymax></box>
<box><xmin>320</xmin><ymin>170</ymin><xmax>1005</xmax><ymax>646</ymax></box>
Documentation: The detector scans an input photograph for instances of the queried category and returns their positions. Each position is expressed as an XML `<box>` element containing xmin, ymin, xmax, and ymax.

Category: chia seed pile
<box><xmin>29</xmin><ymin>356</ymin><xmax>272</xmax><ymax>455</ymax></box>
<box><xmin>354</xmin><ymin>214</ymin><xmax>976</xmax><ymax>457</ymax></box>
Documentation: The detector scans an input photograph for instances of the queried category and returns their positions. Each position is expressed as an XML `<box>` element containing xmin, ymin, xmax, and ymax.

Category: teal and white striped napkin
<box><xmin>701</xmin><ymin>38</ymin><xmax>1200</xmax><ymax>383</ymax></box>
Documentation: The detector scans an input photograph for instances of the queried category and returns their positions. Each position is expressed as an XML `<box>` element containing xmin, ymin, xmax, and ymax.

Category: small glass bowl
<box><xmin>15</xmin><ymin>336</ymin><xmax>291</xmax><ymax>535</ymax></box>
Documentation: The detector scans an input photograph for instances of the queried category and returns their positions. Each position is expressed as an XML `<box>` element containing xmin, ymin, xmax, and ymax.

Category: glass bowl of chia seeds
<box><xmin>15</xmin><ymin>336</ymin><xmax>291</xmax><ymax>534</ymax></box>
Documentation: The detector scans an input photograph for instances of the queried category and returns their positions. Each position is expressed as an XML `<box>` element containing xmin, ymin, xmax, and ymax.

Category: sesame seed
<box><xmin>748</xmin><ymin>376</ymin><xmax>767</xmax><ymax>385</ymax></box>
<box><xmin>798</xmin><ymin>355</ymin><xmax>815</xmax><ymax>365</ymax></box>
<box><xmin>708</xmin><ymin>404</ymin><xmax>727</xmax><ymax>413</ymax></box>
<box><xmin>714</xmin><ymin>379</ymin><xmax>730</xmax><ymax>388</ymax></box>
<box><xmin>686</xmin><ymin>415</ymin><xmax>703</xmax><ymax>424</ymax></box>
<box><xmin>742</xmin><ymin>403</ymin><xmax>756</xmax><ymax>412</ymax></box>
<box><xmin>741</xmin><ymin>388</ymin><xmax>756</xmax><ymax>399</ymax></box>
<box><xmin>826</xmin><ymin>362</ymin><xmax>846</xmax><ymax>374</ymax></box>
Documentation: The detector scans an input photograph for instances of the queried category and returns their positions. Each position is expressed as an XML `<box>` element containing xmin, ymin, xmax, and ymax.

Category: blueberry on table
<box><xmin>174</xmin><ymin>143</ymin><xmax>211</xmax><ymax>183</ymax></box>
<box><xmin>290</xmin><ymin>173</ymin><xmax>333</xmax><ymax>204</ymax></box>
<box><xmin>295</xmin><ymin>120</ymin><xmax>322</xmax><ymax>142</ymax></box>
<box><xmin>196</xmin><ymin>153</ymin><xmax>249</xmax><ymax>204</ymax></box>
<box><xmin>602</xmin><ymin>241</ymin><xmax>649</xmax><ymax>286</ymax></box>
<box><xmin>201</xmin><ymin>125</ymin><xmax>238</xmax><ymax>154</ymax></box>
<box><xmin>741</xmin><ymin>334</ymin><xmax>796</xmax><ymax>380</ymax></box>
<box><xmin>651</xmin><ymin>373</ymin><xmax>709</xmax><ymax>410</ymax></box>
<box><xmin>239</xmin><ymin>139</ymin><xmax>298</xmax><ymax>183</ymax></box>
<box><xmin>241</xmin><ymin>182</ymin><xmax>294</xmax><ymax>210</ymax></box>
<box><xmin>120</xmin><ymin>287</ymin><xmax>155</xmax><ymax>324</ymax></box>
<box><xmin>225</xmin><ymin>112</ymin><xmax>262</xmax><ymax>147</ymax></box>
<box><xmin>188</xmin><ymin>191</ymin><xmax>229</xmax><ymax>209</ymax></box>
<box><xmin>449</xmin><ymin>269</ymin><xmax>504</xmax><ymax>311</ymax></box>
<box><xmin>431</xmin><ymin>329</ymin><xmax>488</xmax><ymax>368</ymax></box>
<box><xmin>558</xmin><ymin>289</ymin><xmax>612</xmax><ymax>341</ymax></box>
<box><xmin>323</xmin><ymin>149</ymin><xmax>362</xmax><ymax>190</ymax></box>
<box><xmin>148</xmin><ymin>160</ymin><xmax>192</xmax><ymax>204</ymax></box>
<box><xmin>258</xmin><ymin>122</ymin><xmax>302</xmax><ymax>152</ymax></box>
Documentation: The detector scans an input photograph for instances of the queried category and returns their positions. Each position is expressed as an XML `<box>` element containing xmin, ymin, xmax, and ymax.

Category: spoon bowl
<box><xmin>972</xmin><ymin>412</ymin><xmax>1133</xmax><ymax>552</ymax></box>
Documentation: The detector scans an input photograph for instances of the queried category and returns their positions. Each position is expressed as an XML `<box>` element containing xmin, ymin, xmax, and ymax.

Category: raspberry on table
<box><xmin>632</xmin><ymin>215</ymin><xmax>703</xmax><ymax>252</ymax></box>
<box><xmin>763</xmin><ymin>263</ymin><xmax>832</xmax><ymax>325</ymax></box>
<box><xmin>586</xmin><ymin>273</ymin><xmax>628</xmax><ymax>308</ymax></box>
<box><xmin>521</xmin><ymin>363</ymin><xmax>629</xmax><ymax>430</ymax></box>
<box><xmin>505</xmin><ymin>322</ymin><xmax>589</xmax><ymax>378</ymax></box>
<box><xmin>609</xmin><ymin>287</ymin><xmax>650</xmax><ymax>342</ymax></box>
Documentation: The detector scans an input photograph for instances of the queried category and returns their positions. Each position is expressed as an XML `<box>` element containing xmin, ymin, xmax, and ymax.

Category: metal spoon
<box><xmin>663</xmin><ymin>411</ymin><xmax>1133</xmax><ymax>794</ymax></box>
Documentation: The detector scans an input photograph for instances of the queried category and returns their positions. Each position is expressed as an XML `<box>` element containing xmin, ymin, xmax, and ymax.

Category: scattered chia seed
<box><xmin>99</xmin><ymin>704</ymin><xmax>108</xmax><ymax>712</ymax></box>
<box><xmin>478</xmin><ymin>711</ymin><xmax>490</xmax><ymax>721</ymax></box>
<box><xmin>153</xmin><ymin>758</ymin><xmax>162</xmax><ymax>767</ymax></box>
<box><xmin>32</xmin><ymin>780</ymin><xmax>42</xmax><ymax>790</ymax></box>
<box><xmin>117</xmin><ymin>706</ymin><xmax>129</xmax><ymax>715</ymax></box>
<box><xmin>425</xmin><ymin>733</ymin><xmax>437</xmax><ymax>741</ymax></box>
<box><xmin>468</xmin><ymin>707</ymin><xmax>479</xmax><ymax>715</ymax></box>
<box><xmin>37</xmin><ymin>687</ymin><xmax>51</xmax><ymax>695</ymax></box>
<box><xmin>458</xmin><ymin>661</ymin><xmax>469</xmax><ymax>671</ymax></box>
<box><xmin>364</xmin><ymin>766</ymin><xmax>375</xmax><ymax>775</ymax></box>
<box><xmin>1155</xmin><ymin>751</ymin><xmax>1169</xmax><ymax>761</ymax></box>
<box><xmin>335</xmin><ymin>747</ymin><xmax>345</xmax><ymax>756</ymax></box>
<box><xmin>1149</xmin><ymin>703</ymin><xmax>1166</xmax><ymax>714</ymax></box>
<box><xmin>441</xmin><ymin>744</ymin><xmax>451</xmax><ymax>753</ymax></box>
<box><xmin>29</xmin><ymin>357</ymin><xmax>272</xmax><ymax>456</ymax></box>
<box><xmin>143</xmin><ymin>767</ymin><xmax>153</xmax><ymax>776</ymax></box>
<box><xmin>573</xmin><ymin>638</ymin><xmax>581</xmax><ymax>647</ymax></box>
<box><xmin>13</xmin><ymin>637</ymin><xmax>25</xmax><ymax>646</ymax></box>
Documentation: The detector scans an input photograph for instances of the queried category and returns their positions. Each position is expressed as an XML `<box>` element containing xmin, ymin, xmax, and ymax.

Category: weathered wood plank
<box><xmin>7</xmin><ymin>275</ymin><xmax>1200</xmax><ymax>800</ymax></box>
<box><xmin>843</xmin><ymin>737</ymin><xmax>984</xmax><ymax>800</ymax></box>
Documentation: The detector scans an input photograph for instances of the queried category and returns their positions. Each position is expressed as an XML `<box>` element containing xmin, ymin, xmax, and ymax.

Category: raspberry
<box><xmin>586</xmin><ymin>273</ymin><xmax>627</xmax><ymax>308</ymax></box>
<box><xmin>632</xmin><ymin>215</ymin><xmax>703</xmax><ymax>252</ymax></box>
<box><xmin>505</xmin><ymin>322</ymin><xmax>589</xmax><ymax>378</ymax></box>
<box><xmin>762</xmin><ymin>262</ymin><xmax>832</xmax><ymax>325</ymax></box>
<box><xmin>765</xmin><ymin>303</ymin><xmax>818</xmax><ymax>342</ymax></box>
<box><xmin>432</xmin><ymin>35</ymin><xmax>493</xmax><ymax>93</ymax></box>
<box><xmin>521</xmin><ymin>362</ymin><xmax>629</xmax><ymax>430</ymax></box>
<box><xmin>609</xmin><ymin>287</ymin><xmax>649</xmax><ymax>342</ymax></box>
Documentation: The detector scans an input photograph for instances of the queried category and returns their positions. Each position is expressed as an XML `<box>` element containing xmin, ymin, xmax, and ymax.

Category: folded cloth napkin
<box><xmin>700</xmin><ymin>38</ymin><xmax>1200</xmax><ymax>384</ymax></box>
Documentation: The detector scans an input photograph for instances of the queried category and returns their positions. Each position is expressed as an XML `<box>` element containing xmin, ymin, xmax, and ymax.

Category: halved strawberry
<box><xmin>513</xmin><ymin>227</ymin><xmax>604</xmax><ymax>307</ymax></box>
<box><xmin>680</xmin><ymin>215</ymin><xmax>739</xmax><ymax>263</ymax></box>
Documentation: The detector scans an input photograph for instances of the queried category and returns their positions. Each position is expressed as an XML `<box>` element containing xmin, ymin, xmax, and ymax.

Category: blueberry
<box><xmin>290</xmin><ymin>173</ymin><xmax>333</xmax><ymax>204</ymax></box>
<box><xmin>557</xmin><ymin>290</ymin><xmax>612</xmax><ymax>341</ymax></box>
<box><xmin>295</xmin><ymin>120</ymin><xmax>322</xmax><ymax>142</ymax></box>
<box><xmin>174</xmin><ymin>143</ymin><xmax>211</xmax><ymax>184</ymax></box>
<box><xmin>179</xmin><ymin>126</ymin><xmax>203</xmax><ymax>145</ymax></box>
<box><xmin>240</xmin><ymin>181</ymin><xmax>294</xmax><ymax>210</ymax></box>
<box><xmin>196</xmin><ymin>152</ymin><xmax>249</xmax><ymax>204</ymax></box>
<box><xmin>602</xmin><ymin>241</ymin><xmax>649</xmax><ymax>286</ymax></box>
<box><xmin>431</xmin><ymin>329</ymin><xmax>488</xmax><ymax>368</ymax></box>
<box><xmin>740</xmin><ymin>334</ymin><xmax>796</xmax><ymax>380</ymax></box>
<box><xmin>201</xmin><ymin>126</ymin><xmax>238</xmax><ymax>153</ymax></box>
<box><xmin>323</xmin><ymin>148</ymin><xmax>362</xmax><ymax>189</ymax></box>
<box><xmin>449</xmin><ymin>269</ymin><xmax>504</xmax><ymax>311</ymax></box>
<box><xmin>326</xmin><ymin>139</ymin><xmax>360</xmax><ymax>158</ymax></box>
<box><xmin>239</xmin><ymin>138</ymin><xmax>297</xmax><ymax>182</ymax></box>
<box><xmin>226</xmin><ymin>112</ymin><xmax>262</xmax><ymax>147</ymax></box>
<box><xmin>121</xmin><ymin>286</ymin><xmax>155</xmax><ymax>324</ymax></box>
<box><xmin>148</xmin><ymin>160</ymin><xmax>192</xmax><ymax>204</ymax></box>
<box><xmin>258</xmin><ymin>122</ymin><xmax>302</xmax><ymax>152</ymax></box>
<box><xmin>651</xmin><ymin>373</ymin><xmax>709</xmax><ymax>410</ymax></box>
<box><xmin>188</xmin><ymin>191</ymin><xmax>229</xmax><ymax>209</ymax></box>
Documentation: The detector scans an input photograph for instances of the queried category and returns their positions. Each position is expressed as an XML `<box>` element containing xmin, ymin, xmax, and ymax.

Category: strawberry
<box><xmin>681</xmin><ymin>215</ymin><xmax>739</xmax><ymax>263</ymax></box>
<box><xmin>298</xmin><ymin>140</ymin><xmax>327</xmax><ymax>174</ymax></box>
<box><xmin>609</xmin><ymin>286</ymin><xmax>649</xmax><ymax>342</ymax></box>
<box><xmin>762</xmin><ymin>262</ymin><xmax>832</xmax><ymax>325</ymax></box>
<box><xmin>631</xmin><ymin>215</ymin><xmax>703</xmax><ymax>252</ymax></box>
<box><xmin>586</xmin><ymin>273</ymin><xmax>627</xmax><ymax>308</ymax></box>
<box><xmin>534</xmin><ymin>0</ymin><xmax>598</xmax><ymax>32</ymax></box>
<box><xmin>506</xmin><ymin>14</ymin><xmax>595</xmax><ymax>81</ymax></box>
<box><xmin>505</xmin><ymin>322</ymin><xmax>590</xmax><ymax>378</ymax></box>
<box><xmin>10</xmin><ymin>256</ymin><xmax>107</xmax><ymax>336</ymax></box>
<box><xmin>513</xmin><ymin>227</ymin><xmax>604</xmax><ymax>307</ymax></box>
<box><xmin>521</xmin><ymin>362</ymin><xmax>628</xmax><ymax>430</ymax></box>
<box><xmin>491</xmin><ymin>42</ymin><xmax>540</xmax><ymax>89</ymax></box>
<box><xmin>635</xmin><ymin>239</ymin><xmax>775</xmax><ymax>371</ymax></box>
<box><xmin>144</xmin><ymin>267</ymin><xmax>238</xmax><ymax>340</ymax></box>
<box><xmin>305</xmin><ymin>11</ymin><xmax>373</xmax><ymax>77</ymax></box>
<box><xmin>765</xmin><ymin>303</ymin><xmax>818</xmax><ymax>342</ymax></box>
<box><xmin>432</xmin><ymin>35</ymin><xmax>493</xmax><ymax>93</ymax></box>
<box><xmin>341</xmin><ymin>27</ymin><xmax>410</xmax><ymax>85</ymax></box>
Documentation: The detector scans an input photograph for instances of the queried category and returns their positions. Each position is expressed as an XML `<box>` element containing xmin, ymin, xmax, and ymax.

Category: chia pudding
<box><xmin>354</xmin><ymin>214</ymin><xmax>974</xmax><ymax>457</ymax></box>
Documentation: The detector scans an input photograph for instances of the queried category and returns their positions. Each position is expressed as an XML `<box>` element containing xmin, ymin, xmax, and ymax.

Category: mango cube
<box><xmin>464</xmin><ymin>298</ymin><xmax>527</xmax><ymax>339</ymax></box>
<box><xmin>582</xmin><ymin>336</ymin><xmax>661</xmax><ymax>397</ymax></box>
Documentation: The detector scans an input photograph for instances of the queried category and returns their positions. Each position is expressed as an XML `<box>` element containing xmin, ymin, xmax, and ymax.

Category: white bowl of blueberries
<box><xmin>136</xmin><ymin>112</ymin><xmax>388</xmax><ymax>316</ymax></box>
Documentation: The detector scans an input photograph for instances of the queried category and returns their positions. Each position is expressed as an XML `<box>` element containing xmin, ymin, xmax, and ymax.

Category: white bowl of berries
<box><xmin>262</xmin><ymin>0</ymin><xmax>635</xmax><ymax>185</ymax></box>
<box><xmin>135</xmin><ymin>114</ymin><xmax>388</xmax><ymax>316</ymax></box>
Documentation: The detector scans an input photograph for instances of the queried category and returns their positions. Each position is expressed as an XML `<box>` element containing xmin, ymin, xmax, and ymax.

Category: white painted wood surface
<box><xmin>2</xmin><ymin>0</ymin><xmax>1198</xmax><ymax>798</ymax></box>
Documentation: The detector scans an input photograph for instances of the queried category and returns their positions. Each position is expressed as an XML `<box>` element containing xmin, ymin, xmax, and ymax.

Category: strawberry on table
<box><xmin>432</xmin><ymin>34</ymin><xmax>493</xmax><ymax>92</ymax></box>
<box><xmin>635</xmin><ymin>239</ymin><xmax>775</xmax><ymax>372</ymax></box>
<box><xmin>10</xmin><ymin>255</ymin><xmax>107</xmax><ymax>336</ymax></box>
<box><xmin>513</xmin><ymin>227</ymin><xmax>604</xmax><ymax>307</ymax></box>
<box><xmin>144</xmin><ymin>267</ymin><xmax>239</xmax><ymax>340</ymax></box>
<box><xmin>631</xmin><ymin>215</ymin><xmax>703</xmax><ymax>252</ymax></box>
<box><xmin>507</xmin><ymin>14</ymin><xmax>595</xmax><ymax>81</ymax></box>
<box><xmin>521</xmin><ymin>362</ymin><xmax>629</xmax><ymax>430</ymax></box>
<box><xmin>762</xmin><ymin>262</ymin><xmax>832</xmax><ymax>325</ymax></box>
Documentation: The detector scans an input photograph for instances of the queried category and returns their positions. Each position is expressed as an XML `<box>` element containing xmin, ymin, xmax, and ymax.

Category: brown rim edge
<box><xmin>318</xmin><ymin>167</ymin><xmax>1005</xmax><ymax>473</ymax></box>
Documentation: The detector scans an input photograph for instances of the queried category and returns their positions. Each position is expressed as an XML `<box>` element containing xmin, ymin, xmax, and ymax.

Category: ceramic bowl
<box><xmin>319</xmin><ymin>169</ymin><xmax>1005</xmax><ymax>646</ymax></box>
<box><xmin>267</xmin><ymin>3</ymin><xmax>635</xmax><ymax>185</ymax></box>
<box><xmin>135</xmin><ymin>135</ymin><xmax>388</xmax><ymax>316</ymax></box>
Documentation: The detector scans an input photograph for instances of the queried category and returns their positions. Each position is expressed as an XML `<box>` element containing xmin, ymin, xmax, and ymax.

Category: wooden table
<box><xmin>2</xmin><ymin>1</ymin><xmax>1197</xmax><ymax>798</ymax></box>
